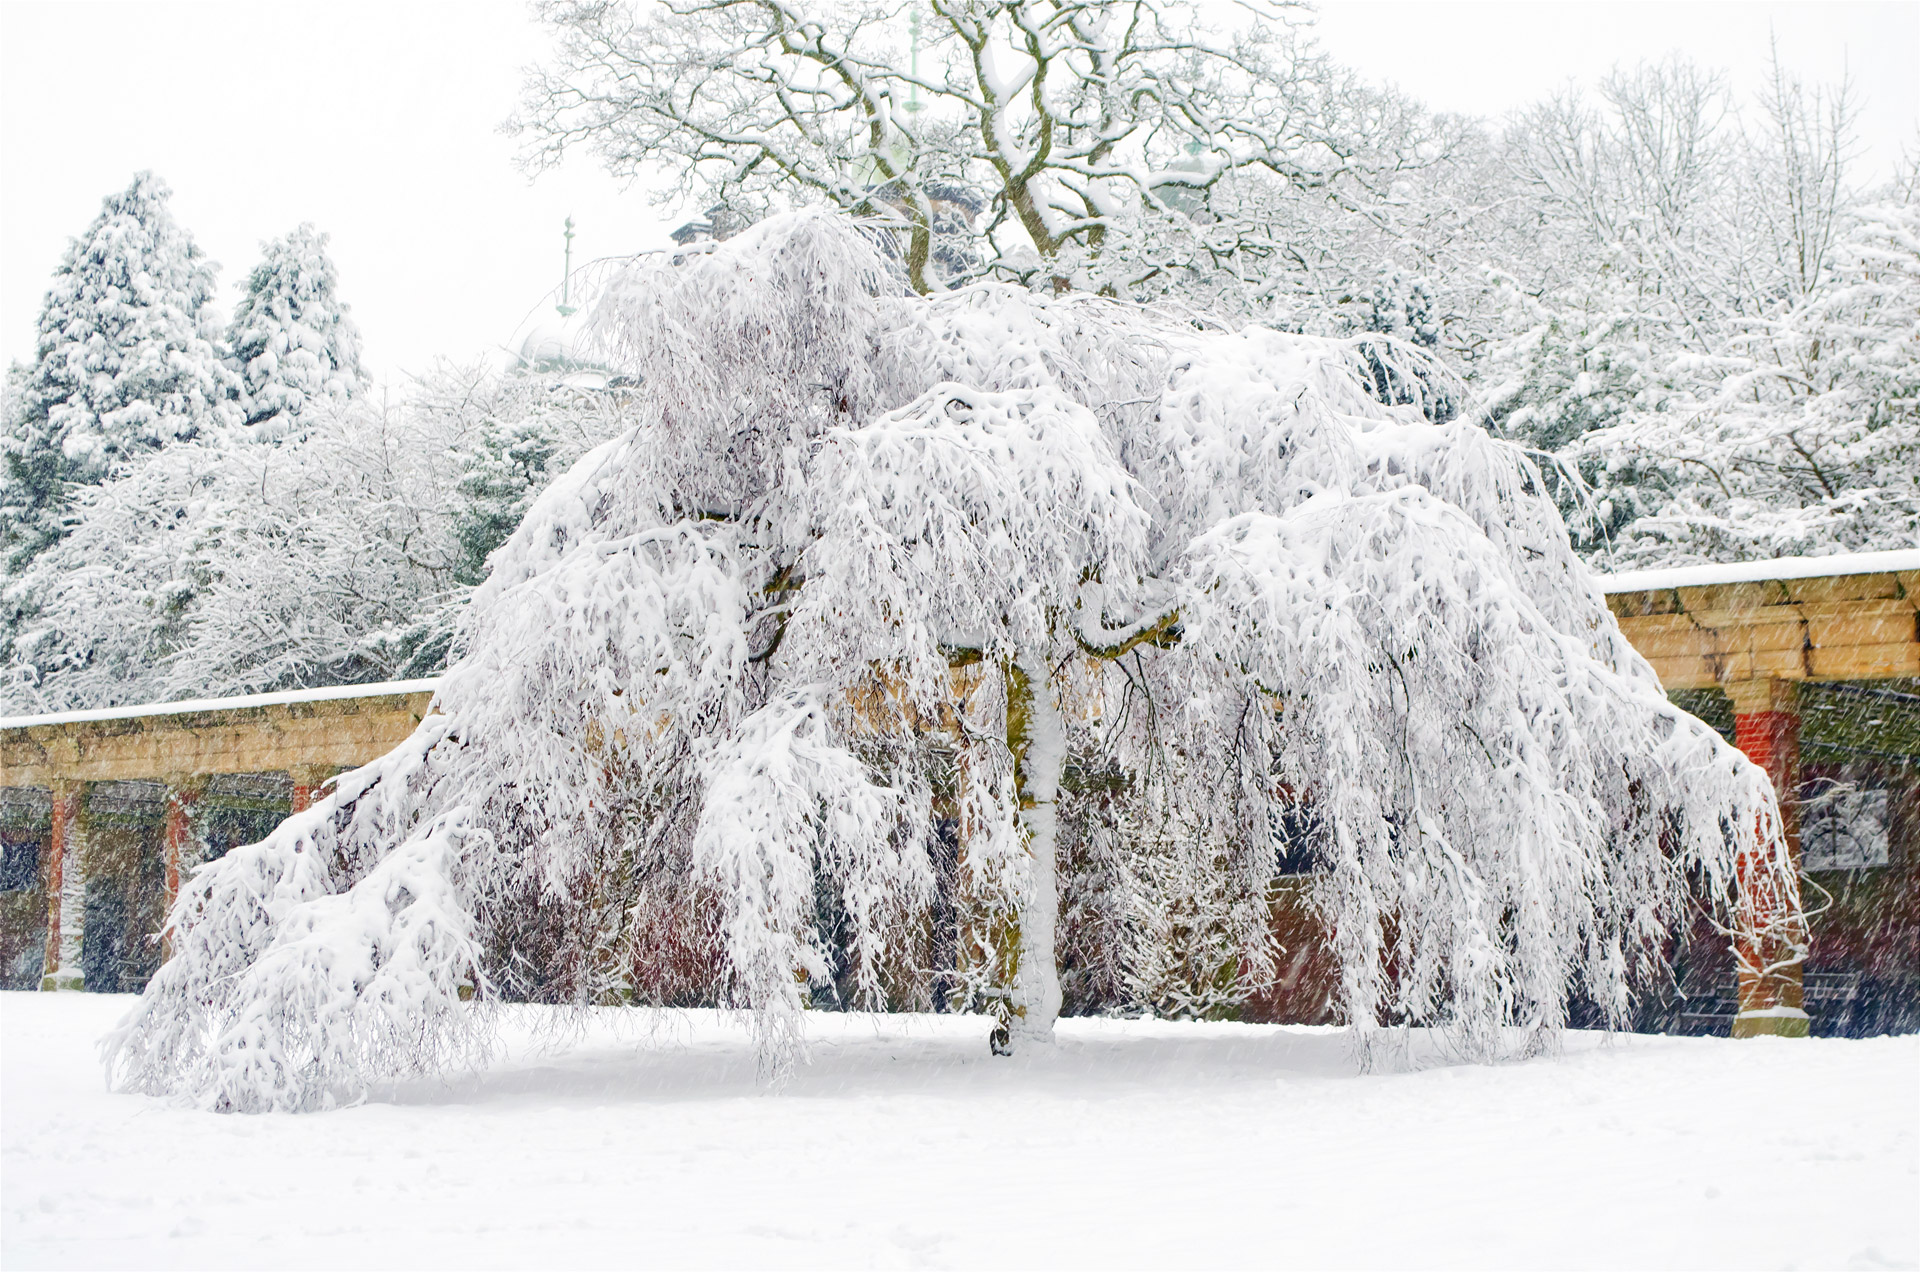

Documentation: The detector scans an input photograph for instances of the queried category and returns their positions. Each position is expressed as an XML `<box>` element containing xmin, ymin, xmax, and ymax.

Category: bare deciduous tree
<box><xmin>517</xmin><ymin>0</ymin><xmax>1430</xmax><ymax>296</ymax></box>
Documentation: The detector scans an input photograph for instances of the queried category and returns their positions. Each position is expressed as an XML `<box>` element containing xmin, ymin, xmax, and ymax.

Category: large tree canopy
<box><xmin>517</xmin><ymin>0</ymin><xmax>1427</xmax><ymax>298</ymax></box>
<box><xmin>520</xmin><ymin>7</ymin><xmax>1916</xmax><ymax>566</ymax></box>
<box><xmin>107</xmin><ymin>212</ymin><xmax>1794</xmax><ymax>1111</ymax></box>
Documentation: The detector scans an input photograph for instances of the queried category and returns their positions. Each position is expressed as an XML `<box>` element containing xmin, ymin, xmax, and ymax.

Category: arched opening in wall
<box><xmin>198</xmin><ymin>772</ymin><xmax>295</xmax><ymax>865</ymax></box>
<box><xmin>80</xmin><ymin>781</ymin><xmax>167</xmax><ymax>994</ymax></box>
<box><xmin>1798</xmin><ymin>681</ymin><xmax>1920</xmax><ymax>1038</ymax></box>
<box><xmin>0</xmin><ymin>786</ymin><xmax>51</xmax><ymax>990</ymax></box>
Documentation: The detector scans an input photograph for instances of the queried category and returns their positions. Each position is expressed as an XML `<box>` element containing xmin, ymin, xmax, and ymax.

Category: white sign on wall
<box><xmin>1802</xmin><ymin>788</ymin><xmax>1891</xmax><ymax>870</ymax></box>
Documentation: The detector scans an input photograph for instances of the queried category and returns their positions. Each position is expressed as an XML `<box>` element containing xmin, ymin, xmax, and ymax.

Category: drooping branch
<box><xmin>1073</xmin><ymin>604</ymin><xmax>1180</xmax><ymax>660</ymax></box>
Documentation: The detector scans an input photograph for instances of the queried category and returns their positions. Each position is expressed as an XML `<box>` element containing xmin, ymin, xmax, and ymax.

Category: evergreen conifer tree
<box><xmin>227</xmin><ymin>225</ymin><xmax>364</xmax><ymax>436</ymax></box>
<box><xmin>0</xmin><ymin>172</ymin><xmax>237</xmax><ymax>565</ymax></box>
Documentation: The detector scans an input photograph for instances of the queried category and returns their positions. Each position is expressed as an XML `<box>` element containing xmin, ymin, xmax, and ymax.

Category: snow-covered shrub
<box><xmin>1575</xmin><ymin>201</ymin><xmax>1920</xmax><ymax>563</ymax></box>
<box><xmin>1</xmin><ymin>362</ymin><xmax>628</xmax><ymax>712</ymax></box>
<box><xmin>106</xmin><ymin>210</ymin><xmax>1794</xmax><ymax>1110</ymax></box>
<box><xmin>1485</xmin><ymin>59</ymin><xmax>1919</xmax><ymax>565</ymax></box>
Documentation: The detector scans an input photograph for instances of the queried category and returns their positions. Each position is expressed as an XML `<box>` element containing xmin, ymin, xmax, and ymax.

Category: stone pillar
<box><xmin>161</xmin><ymin>775</ymin><xmax>206</xmax><ymax>961</ymax></box>
<box><xmin>1726</xmin><ymin>678</ymin><xmax>1809</xmax><ymax>1038</ymax></box>
<box><xmin>288</xmin><ymin>765</ymin><xmax>333</xmax><ymax>814</ymax></box>
<box><xmin>40</xmin><ymin>780</ymin><xmax>87</xmax><ymax>991</ymax></box>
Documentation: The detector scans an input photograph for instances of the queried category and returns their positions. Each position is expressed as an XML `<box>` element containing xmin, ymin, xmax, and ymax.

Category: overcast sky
<box><xmin>2</xmin><ymin>1</ymin><xmax>1915</xmax><ymax>381</ymax></box>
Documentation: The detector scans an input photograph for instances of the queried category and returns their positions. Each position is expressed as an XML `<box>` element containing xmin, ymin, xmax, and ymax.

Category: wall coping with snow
<box><xmin>1601</xmin><ymin>552</ymin><xmax>1920</xmax><ymax>690</ymax></box>
<box><xmin>0</xmin><ymin>551</ymin><xmax>1913</xmax><ymax>749</ymax></box>
<box><xmin>1597</xmin><ymin>549</ymin><xmax>1920</xmax><ymax>595</ymax></box>
<box><xmin>0</xmin><ymin>680</ymin><xmax>440</xmax><ymax>787</ymax></box>
<box><xmin>0</xmin><ymin>678</ymin><xmax>443</xmax><ymax>734</ymax></box>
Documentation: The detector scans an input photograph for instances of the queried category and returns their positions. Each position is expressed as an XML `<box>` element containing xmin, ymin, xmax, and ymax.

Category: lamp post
<box><xmin>558</xmin><ymin>216</ymin><xmax>578</xmax><ymax>317</ymax></box>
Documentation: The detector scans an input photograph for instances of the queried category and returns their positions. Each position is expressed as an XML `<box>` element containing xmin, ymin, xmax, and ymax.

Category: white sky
<box><xmin>1310</xmin><ymin>2</ymin><xmax>1918</xmax><ymax>163</ymax></box>
<box><xmin>2</xmin><ymin>0</ymin><xmax>1915</xmax><ymax>380</ymax></box>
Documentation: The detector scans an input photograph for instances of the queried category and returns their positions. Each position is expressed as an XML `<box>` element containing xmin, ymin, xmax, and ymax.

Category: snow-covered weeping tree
<box><xmin>106</xmin><ymin>211</ymin><xmax>1796</xmax><ymax>1111</ymax></box>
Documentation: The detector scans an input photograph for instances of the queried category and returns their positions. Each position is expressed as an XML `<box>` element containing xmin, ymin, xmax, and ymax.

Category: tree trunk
<box><xmin>997</xmin><ymin>651</ymin><xmax>1063</xmax><ymax>1052</ymax></box>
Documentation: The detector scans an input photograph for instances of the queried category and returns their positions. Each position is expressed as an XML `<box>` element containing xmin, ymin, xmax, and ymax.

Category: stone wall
<box><xmin>0</xmin><ymin>683</ymin><xmax>433</xmax><ymax>992</ymax></box>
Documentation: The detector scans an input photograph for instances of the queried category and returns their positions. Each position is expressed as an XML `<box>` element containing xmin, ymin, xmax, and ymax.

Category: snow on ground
<box><xmin>4</xmin><ymin>994</ymin><xmax>1915</xmax><ymax>1271</ymax></box>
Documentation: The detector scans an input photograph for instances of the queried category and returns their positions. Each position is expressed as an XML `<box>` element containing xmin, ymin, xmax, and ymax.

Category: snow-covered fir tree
<box><xmin>106</xmin><ymin>212</ymin><xmax>1796</xmax><ymax>1111</ymax></box>
<box><xmin>1</xmin><ymin>172</ymin><xmax>238</xmax><ymax>565</ymax></box>
<box><xmin>227</xmin><ymin>225</ymin><xmax>365</xmax><ymax>437</ymax></box>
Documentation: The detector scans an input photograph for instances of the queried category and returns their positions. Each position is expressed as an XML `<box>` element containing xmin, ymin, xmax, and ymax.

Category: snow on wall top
<box><xmin>1597</xmin><ymin>549</ymin><xmax>1920</xmax><ymax>595</ymax></box>
<box><xmin>9</xmin><ymin>553</ymin><xmax>1918</xmax><ymax>730</ymax></box>
<box><xmin>0</xmin><ymin>677</ymin><xmax>443</xmax><ymax>732</ymax></box>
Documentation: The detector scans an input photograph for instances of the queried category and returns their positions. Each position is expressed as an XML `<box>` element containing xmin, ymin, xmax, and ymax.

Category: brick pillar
<box><xmin>1726</xmin><ymin>678</ymin><xmax>1809</xmax><ymax>1038</ymax></box>
<box><xmin>288</xmin><ymin>764</ymin><xmax>333</xmax><ymax>814</ymax></box>
<box><xmin>161</xmin><ymin>775</ymin><xmax>207</xmax><ymax>962</ymax></box>
<box><xmin>40</xmin><ymin>780</ymin><xmax>87</xmax><ymax>991</ymax></box>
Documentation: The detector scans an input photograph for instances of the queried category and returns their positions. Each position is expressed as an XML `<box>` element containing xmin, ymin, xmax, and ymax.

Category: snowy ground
<box><xmin>3</xmin><ymin>993</ymin><xmax>1914</xmax><ymax>1270</ymax></box>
